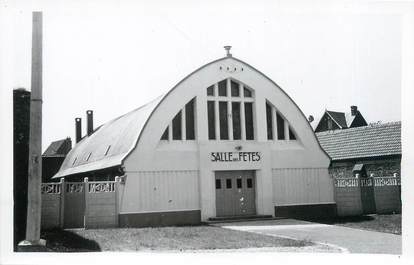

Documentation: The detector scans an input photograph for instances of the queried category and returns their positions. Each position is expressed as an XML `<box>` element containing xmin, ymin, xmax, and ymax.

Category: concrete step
<box><xmin>206</xmin><ymin>215</ymin><xmax>280</xmax><ymax>224</ymax></box>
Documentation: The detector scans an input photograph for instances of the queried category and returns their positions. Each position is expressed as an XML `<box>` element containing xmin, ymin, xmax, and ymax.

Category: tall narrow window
<box><xmin>231</xmin><ymin>80</ymin><xmax>240</xmax><ymax>97</ymax></box>
<box><xmin>159</xmin><ymin>97</ymin><xmax>197</xmax><ymax>142</ymax></box>
<box><xmin>206</xmin><ymin>80</ymin><xmax>255</xmax><ymax>141</ymax></box>
<box><xmin>207</xmin><ymin>85</ymin><xmax>214</xmax><ymax>96</ymax></box>
<box><xmin>185</xmin><ymin>98</ymin><xmax>195</xmax><ymax>140</ymax></box>
<box><xmin>244</xmin><ymin>87</ymin><xmax>252</xmax><ymax>97</ymax></box>
<box><xmin>172</xmin><ymin>111</ymin><xmax>182</xmax><ymax>140</ymax></box>
<box><xmin>232</xmin><ymin>102</ymin><xmax>241</xmax><ymax>140</ymax></box>
<box><xmin>218</xmin><ymin>80</ymin><xmax>227</xmax><ymax>96</ymax></box>
<box><xmin>289</xmin><ymin>127</ymin><xmax>296</xmax><ymax>140</ymax></box>
<box><xmin>266</xmin><ymin>102</ymin><xmax>273</xmax><ymax>140</ymax></box>
<box><xmin>219</xmin><ymin>101</ymin><xmax>229</xmax><ymax>140</ymax></box>
<box><xmin>207</xmin><ymin>101</ymin><xmax>216</xmax><ymax>140</ymax></box>
<box><xmin>161</xmin><ymin>128</ymin><xmax>168</xmax><ymax>140</ymax></box>
<box><xmin>245</xmin><ymin>102</ymin><xmax>254</xmax><ymax>140</ymax></box>
<box><xmin>277</xmin><ymin>112</ymin><xmax>285</xmax><ymax>140</ymax></box>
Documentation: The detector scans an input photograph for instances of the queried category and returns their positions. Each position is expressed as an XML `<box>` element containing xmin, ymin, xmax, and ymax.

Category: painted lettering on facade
<box><xmin>210</xmin><ymin>152</ymin><xmax>261</xmax><ymax>162</ymax></box>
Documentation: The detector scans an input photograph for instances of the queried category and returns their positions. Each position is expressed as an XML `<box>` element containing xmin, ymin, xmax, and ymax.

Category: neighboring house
<box><xmin>314</xmin><ymin>106</ymin><xmax>368</xmax><ymax>132</ymax></box>
<box><xmin>42</xmin><ymin>138</ymin><xmax>72</xmax><ymax>182</ymax></box>
<box><xmin>52</xmin><ymin>50</ymin><xmax>336</xmax><ymax>227</ymax></box>
<box><xmin>316</xmin><ymin>121</ymin><xmax>401</xmax><ymax>179</ymax></box>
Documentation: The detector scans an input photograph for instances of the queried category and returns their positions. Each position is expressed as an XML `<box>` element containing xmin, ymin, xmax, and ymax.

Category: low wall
<box><xmin>41</xmin><ymin>177</ymin><xmax>122</xmax><ymax>229</ymax></box>
<box><xmin>334</xmin><ymin>176</ymin><xmax>401</xmax><ymax>216</ymax></box>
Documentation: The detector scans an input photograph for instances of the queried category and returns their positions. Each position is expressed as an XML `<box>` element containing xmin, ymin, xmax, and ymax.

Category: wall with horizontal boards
<box><xmin>272</xmin><ymin>168</ymin><xmax>335</xmax><ymax>206</ymax></box>
<box><xmin>120</xmin><ymin>170</ymin><xmax>200</xmax><ymax>214</ymax></box>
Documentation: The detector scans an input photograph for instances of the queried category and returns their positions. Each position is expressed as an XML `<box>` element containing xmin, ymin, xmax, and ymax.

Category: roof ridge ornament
<box><xmin>224</xmin><ymin>46</ymin><xmax>232</xmax><ymax>57</ymax></box>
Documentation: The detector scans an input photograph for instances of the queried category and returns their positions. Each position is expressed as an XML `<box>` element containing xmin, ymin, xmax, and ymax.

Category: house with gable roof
<box><xmin>314</xmin><ymin>106</ymin><xmax>368</xmax><ymax>132</ymax></box>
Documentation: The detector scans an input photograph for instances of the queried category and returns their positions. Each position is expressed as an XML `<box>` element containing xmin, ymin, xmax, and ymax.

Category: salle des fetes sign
<box><xmin>210</xmin><ymin>152</ymin><xmax>261</xmax><ymax>162</ymax></box>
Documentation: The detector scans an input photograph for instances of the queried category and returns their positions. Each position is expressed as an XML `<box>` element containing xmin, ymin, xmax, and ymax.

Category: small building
<box><xmin>316</xmin><ymin>121</ymin><xmax>401</xmax><ymax>179</ymax></box>
<box><xmin>53</xmin><ymin>49</ymin><xmax>336</xmax><ymax>227</ymax></box>
<box><xmin>314</xmin><ymin>106</ymin><xmax>368</xmax><ymax>132</ymax></box>
<box><xmin>42</xmin><ymin>138</ymin><xmax>72</xmax><ymax>182</ymax></box>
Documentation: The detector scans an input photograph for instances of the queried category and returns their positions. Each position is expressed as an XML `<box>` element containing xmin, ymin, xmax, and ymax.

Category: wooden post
<box><xmin>115</xmin><ymin>176</ymin><xmax>120</xmax><ymax>227</ymax></box>
<box><xmin>59</xmin><ymin>178</ymin><xmax>65</xmax><ymax>228</ymax></box>
<box><xmin>84</xmin><ymin>177</ymin><xmax>89</xmax><ymax>229</ymax></box>
<box><xmin>20</xmin><ymin>12</ymin><xmax>44</xmax><ymax>246</ymax></box>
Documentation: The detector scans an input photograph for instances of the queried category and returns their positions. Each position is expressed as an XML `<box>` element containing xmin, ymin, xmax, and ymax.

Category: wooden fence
<box><xmin>334</xmin><ymin>176</ymin><xmax>401</xmax><ymax>216</ymax></box>
<box><xmin>41</xmin><ymin>177</ymin><xmax>123</xmax><ymax>229</ymax></box>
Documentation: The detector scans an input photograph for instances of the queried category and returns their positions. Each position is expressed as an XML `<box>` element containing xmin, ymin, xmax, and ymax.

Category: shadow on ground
<box><xmin>16</xmin><ymin>228</ymin><xmax>101</xmax><ymax>252</ymax></box>
<box><xmin>301</xmin><ymin>215</ymin><xmax>376</xmax><ymax>224</ymax></box>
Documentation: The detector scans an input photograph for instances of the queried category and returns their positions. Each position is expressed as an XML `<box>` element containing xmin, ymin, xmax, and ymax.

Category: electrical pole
<box><xmin>19</xmin><ymin>11</ymin><xmax>45</xmax><ymax>246</ymax></box>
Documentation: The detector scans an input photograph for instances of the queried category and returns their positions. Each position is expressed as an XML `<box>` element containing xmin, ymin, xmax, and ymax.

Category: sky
<box><xmin>2</xmin><ymin>1</ymin><xmax>404</xmax><ymax>151</ymax></box>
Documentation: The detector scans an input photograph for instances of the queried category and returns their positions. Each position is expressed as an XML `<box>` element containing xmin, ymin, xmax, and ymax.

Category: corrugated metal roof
<box><xmin>316</xmin><ymin>121</ymin><xmax>401</xmax><ymax>161</ymax></box>
<box><xmin>53</xmin><ymin>95</ymin><xmax>164</xmax><ymax>178</ymax></box>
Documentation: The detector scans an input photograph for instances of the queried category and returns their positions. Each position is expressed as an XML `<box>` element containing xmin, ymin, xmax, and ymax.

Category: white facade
<box><xmin>120</xmin><ymin>56</ymin><xmax>334</xmax><ymax>222</ymax></box>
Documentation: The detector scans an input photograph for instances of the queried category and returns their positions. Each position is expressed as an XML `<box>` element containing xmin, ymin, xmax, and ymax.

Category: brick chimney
<box><xmin>86</xmin><ymin>110</ymin><xmax>94</xmax><ymax>136</ymax></box>
<box><xmin>351</xmin><ymin>106</ymin><xmax>358</xmax><ymax>116</ymax></box>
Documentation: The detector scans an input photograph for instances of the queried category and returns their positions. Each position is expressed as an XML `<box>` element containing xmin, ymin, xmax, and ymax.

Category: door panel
<box><xmin>215</xmin><ymin>170</ymin><xmax>256</xmax><ymax>217</ymax></box>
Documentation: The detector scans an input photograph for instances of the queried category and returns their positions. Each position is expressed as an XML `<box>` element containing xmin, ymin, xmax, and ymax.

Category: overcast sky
<box><xmin>4</xmin><ymin>1</ymin><xmax>403</xmax><ymax>151</ymax></box>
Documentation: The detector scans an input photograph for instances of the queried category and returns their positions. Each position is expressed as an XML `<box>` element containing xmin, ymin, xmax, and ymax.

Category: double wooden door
<box><xmin>215</xmin><ymin>170</ymin><xmax>256</xmax><ymax>217</ymax></box>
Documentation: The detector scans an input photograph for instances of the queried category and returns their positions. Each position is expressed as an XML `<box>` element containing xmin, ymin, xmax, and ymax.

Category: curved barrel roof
<box><xmin>53</xmin><ymin>95</ymin><xmax>163</xmax><ymax>178</ymax></box>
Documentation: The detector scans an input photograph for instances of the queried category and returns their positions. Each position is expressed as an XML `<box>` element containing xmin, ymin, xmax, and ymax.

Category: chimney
<box><xmin>86</xmin><ymin>110</ymin><xmax>93</xmax><ymax>136</ymax></box>
<box><xmin>351</xmin><ymin>106</ymin><xmax>358</xmax><ymax>116</ymax></box>
<box><xmin>64</xmin><ymin>137</ymin><xmax>72</xmax><ymax>153</ymax></box>
<box><xmin>75</xmin><ymin>118</ymin><xmax>82</xmax><ymax>143</ymax></box>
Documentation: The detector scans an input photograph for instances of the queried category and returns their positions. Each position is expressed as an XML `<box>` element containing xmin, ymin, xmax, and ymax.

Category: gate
<box><xmin>63</xmin><ymin>182</ymin><xmax>85</xmax><ymax>228</ymax></box>
<box><xmin>360</xmin><ymin>178</ymin><xmax>376</xmax><ymax>214</ymax></box>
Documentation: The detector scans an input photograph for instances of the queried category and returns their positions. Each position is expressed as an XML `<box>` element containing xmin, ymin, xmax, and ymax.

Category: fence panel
<box><xmin>41</xmin><ymin>178</ymin><xmax>123</xmax><ymax>229</ymax></box>
<box><xmin>334</xmin><ymin>177</ymin><xmax>401</xmax><ymax>216</ymax></box>
<box><xmin>374</xmin><ymin>177</ymin><xmax>401</xmax><ymax>214</ymax></box>
<box><xmin>41</xmin><ymin>183</ymin><xmax>61</xmax><ymax>228</ymax></box>
<box><xmin>334</xmin><ymin>178</ymin><xmax>362</xmax><ymax>216</ymax></box>
<box><xmin>85</xmin><ymin>181</ymin><xmax>118</xmax><ymax>229</ymax></box>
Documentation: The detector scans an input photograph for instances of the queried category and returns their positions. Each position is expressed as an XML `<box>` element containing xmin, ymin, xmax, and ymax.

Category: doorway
<box><xmin>215</xmin><ymin>170</ymin><xmax>256</xmax><ymax>217</ymax></box>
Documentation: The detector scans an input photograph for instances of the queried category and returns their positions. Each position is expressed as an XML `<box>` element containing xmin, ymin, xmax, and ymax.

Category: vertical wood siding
<box><xmin>122</xmin><ymin>170</ymin><xmax>200</xmax><ymax>213</ymax></box>
<box><xmin>272</xmin><ymin>168</ymin><xmax>334</xmax><ymax>205</ymax></box>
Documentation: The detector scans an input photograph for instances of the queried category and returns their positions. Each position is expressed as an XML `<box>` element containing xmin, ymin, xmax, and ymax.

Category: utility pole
<box><xmin>19</xmin><ymin>11</ymin><xmax>45</xmax><ymax>246</ymax></box>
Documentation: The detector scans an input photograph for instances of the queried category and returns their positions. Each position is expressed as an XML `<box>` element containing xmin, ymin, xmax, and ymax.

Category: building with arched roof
<box><xmin>53</xmin><ymin>49</ymin><xmax>335</xmax><ymax>226</ymax></box>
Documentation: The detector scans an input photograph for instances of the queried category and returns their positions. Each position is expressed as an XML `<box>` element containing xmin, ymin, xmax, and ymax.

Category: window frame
<box><xmin>206</xmin><ymin>78</ymin><xmax>255</xmax><ymax>141</ymax></box>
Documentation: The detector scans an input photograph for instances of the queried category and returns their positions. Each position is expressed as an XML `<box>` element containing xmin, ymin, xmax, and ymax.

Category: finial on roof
<box><xmin>224</xmin><ymin>46</ymin><xmax>232</xmax><ymax>57</ymax></box>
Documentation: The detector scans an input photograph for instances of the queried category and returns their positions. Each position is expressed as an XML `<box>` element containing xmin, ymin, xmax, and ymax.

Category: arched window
<box><xmin>160</xmin><ymin>98</ymin><xmax>196</xmax><ymax>141</ymax></box>
<box><xmin>206</xmin><ymin>79</ymin><xmax>254</xmax><ymax>141</ymax></box>
<box><xmin>265</xmin><ymin>101</ymin><xmax>297</xmax><ymax>141</ymax></box>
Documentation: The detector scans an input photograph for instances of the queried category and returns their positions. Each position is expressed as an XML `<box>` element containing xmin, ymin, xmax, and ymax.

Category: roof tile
<box><xmin>316</xmin><ymin>121</ymin><xmax>401</xmax><ymax>160</ymax></box>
